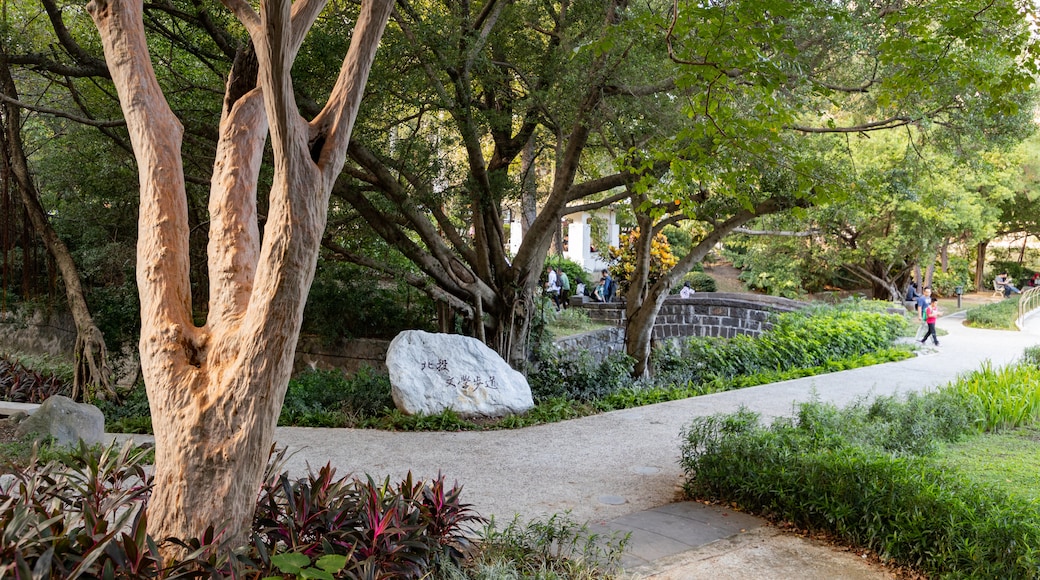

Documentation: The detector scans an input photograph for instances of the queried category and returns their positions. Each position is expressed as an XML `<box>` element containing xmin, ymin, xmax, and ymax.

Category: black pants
<box><xmin>921</xmin><ymin>322</ymin><xmax>938</xmax><ymax>345</ymax></box>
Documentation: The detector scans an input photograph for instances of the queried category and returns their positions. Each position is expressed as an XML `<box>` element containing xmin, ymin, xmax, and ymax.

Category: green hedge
<box><xmin>680</xmin><ymin>378</ymin><xmax>1040</xmax><ymax>578</ymax></box>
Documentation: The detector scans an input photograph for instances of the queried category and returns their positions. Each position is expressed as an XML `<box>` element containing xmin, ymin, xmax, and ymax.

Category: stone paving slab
<box><xmin>592</xmin><ymin>502</ymin><xmax>764</xmax><ymax>567</ymax></box>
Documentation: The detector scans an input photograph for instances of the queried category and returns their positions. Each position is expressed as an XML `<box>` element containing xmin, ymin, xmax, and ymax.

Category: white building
<box><xmin>507</xmin><ymin>208</ymin><xmax>621</xmax><ymax>275</ymax></box>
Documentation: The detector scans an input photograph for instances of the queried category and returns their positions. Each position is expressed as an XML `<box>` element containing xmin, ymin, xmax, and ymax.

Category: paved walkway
<box><xmin>266</xmin><ymin>312</ymin><xmax>1040</xmax><ymax>578</ymax></box>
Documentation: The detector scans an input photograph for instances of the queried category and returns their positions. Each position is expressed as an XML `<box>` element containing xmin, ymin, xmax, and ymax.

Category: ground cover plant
<box><xmin>0</xmin><ymin>443</ymin><xmax>624</xmax><ymax>579</ymax></box>
<box><xmin>0</xmin><ymin>353</ymin><xmax>70</xmax><ymax>403</ymax></box>
<box><xmin>679</xmin><ymin>360</ymin><xmax>1040</xmax><ymax>578</ymax></box>
<box><xmin>964</xmin><ymin>294</ymin><xmax>1021</xmax><ymax>329</ymax></box>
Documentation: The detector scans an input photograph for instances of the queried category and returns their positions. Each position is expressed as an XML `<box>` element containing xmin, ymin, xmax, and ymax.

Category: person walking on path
<box><xmin>557</xmin><ymin>268</ymin><xmax>570</xmax><ymax>309</ymax></box>
<box><xmin>920</xmin><ymin>296</ymin><xmax>941</xmax><ymax>346</ymax></box>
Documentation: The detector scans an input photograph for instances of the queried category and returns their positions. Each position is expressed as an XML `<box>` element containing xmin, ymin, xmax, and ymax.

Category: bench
<box><xmin>992</xmin><ymin>279</ymin><xmax>1006</xmax><ymax>299</ymax></box>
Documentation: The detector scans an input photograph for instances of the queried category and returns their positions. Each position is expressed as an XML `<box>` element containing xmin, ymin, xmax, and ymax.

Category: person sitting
<box><xmin>995</xmin><ymin>272</ymin><xmax>1021</xmax><ymax>298</ymax></box>
<box><xmin>1031</xmin><ymin>272</ymin><xmax>1040</xmax><ymax>287</ymax></box>
<box><xmin>679</xmin><ymin>281</ymin><xmax>694</xmax><ymax>299</ymax></box>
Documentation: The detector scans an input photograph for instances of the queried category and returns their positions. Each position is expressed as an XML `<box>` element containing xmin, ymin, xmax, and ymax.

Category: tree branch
<box><xmin>0</xmin><ymin>94</ymin><xmax>126</xmax><ymax>128</ymax></box>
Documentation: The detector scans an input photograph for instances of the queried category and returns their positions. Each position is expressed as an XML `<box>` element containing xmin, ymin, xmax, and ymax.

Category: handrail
<box><xmin>1016</xmin><ymin>285</ymin><xmax>1040</xmax><ymax>330</ymax></box>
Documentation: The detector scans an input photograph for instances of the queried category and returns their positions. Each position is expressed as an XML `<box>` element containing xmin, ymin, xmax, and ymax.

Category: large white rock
<box><xmin>386</xmin><ymin>330</ymin><xmax>534</xmax><ymax>418</ymax></box>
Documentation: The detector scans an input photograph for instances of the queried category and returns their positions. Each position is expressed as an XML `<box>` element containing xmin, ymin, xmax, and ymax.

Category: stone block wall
<box><xmin>0</xmin><ymin>308</ymin><xmax>76</xmax><ymax>358</ymax></box>
<box><xmin>580</xmin><ymin>292</ymin><xmax>807</xmax><ymax>340</ymax></box>
<box><xmin>552</xmin><ymin>327</ymin><xmax>625</xmax><ymax>361</ymax></box>
<box><xmin>293</xmin><ymin>335</ymin><xmax>391</xmax><ymax>376</ymax></box>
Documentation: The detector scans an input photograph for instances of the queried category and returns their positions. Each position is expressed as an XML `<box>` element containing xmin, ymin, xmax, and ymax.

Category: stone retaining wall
<box><xmin>293</xmin><ymin>336</ymin><xmax>391</xmax><ymax>376</ymax></box>
<box><xmin>552</xmin><ymin>327</ymin><xmax>625</xmax><ymax>360</ymax></box>
<box><xmin>580</xmin><ymin>292</ymin><xmax>806</xmax><ymax>339</ymax></box>
<box><xmin>0</xmin><ymin>308</ymin><xmax>76</xmax><ymax>358</ymax></box>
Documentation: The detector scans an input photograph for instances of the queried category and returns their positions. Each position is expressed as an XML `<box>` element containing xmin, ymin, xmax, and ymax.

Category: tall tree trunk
<box><xmin>622</xmin><ymin>201</ymin><xmax>780</xmax><ymax>376</ymax></box>
<box><xmin>88</xmin><ymin>0</ymin><xmax>392</xmax><ymax>547</ymax></box>
<box><xmin>0</xmin><ymin>49</ymin><xmax>114</xmax><ymax>400</ymax></box>
<box><xmin>520</xmin><ymin>134</ymin><xmax>538</xmax><ymax>234</ymax></box>
<box><xmin>975</xmin><ymin>240</ymin><xmax>988</xmax><ymax>291</ymax></box>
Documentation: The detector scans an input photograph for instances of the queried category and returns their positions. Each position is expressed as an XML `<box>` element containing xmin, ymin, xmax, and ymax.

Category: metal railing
<box><xmin>1017</xmin><ymin>285</ymin><xmax>1040</xmax><ymax>330</ymax></box>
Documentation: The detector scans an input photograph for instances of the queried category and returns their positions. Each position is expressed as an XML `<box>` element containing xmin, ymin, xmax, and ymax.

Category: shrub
<box><xmin>930</xmin><ymin>257</ymin><xmax>974</xmax><ymax>297</ymax></box>
<box><xmin>674</xmin><ymin>271</ymin><xmax>716</xmax><ymax>293</ymax></box>
<box><xmin>527</xmin><ymin>350</ymin><xmax>635</xmax><ymax>403</ymax></box>
<box><xmin>607</xmin><ymin>229</ymin><xmax>678</xmax><ymax>295</ymax></box>
<box><xmin>95</xmin><ymin>383</ymin><xmax>153</xmax><ymax>433</ymax></box>
<box><xmin>965</xmin><ymin>294</ymin><xmax>1020</xmax><ymax>329</ymax></box>
<box><xmin>3</xmin><ymin>443</ymin><xmax>484</xmax><ymax>579</ymax></box>
<box><xmin>446</xmin><ymin>513</ymin><xmax>628</xmax><ymax>579</ymax></box>
<box><xmin>940</xmin><ymin>361</ymin><xmax>1040</xmax><ymax>431</ymax></box>
<box><xmin>280</xmin><ymin>366</ymin><xmax>395</xmax><ymax>427</ymax></box>
<box><xmin>0</xmin><ymin>354</ymin><xmax>70</xmax><ymax>403</ymax></box>
<box><xmin>545</xmin><ymin>256</ymin><xmax>590</xmax><ymax>289</ymax></box>
<box><xmin>252</xmin><ymin>457</ymin><xmax>483</xmax><ymax>578</ymax></box>
<box><xmin>303</xmin><ymin>260</ymin><xmax>436</xmax><ymax>344</ymax></box>
<box><xmin>988</xmin><ymin>260</ymin><xmax>1033</xmax><ymax>287</ymax></box>
<box><xmin>679</xmin><ymin>396</ymin><xmax>1040</xmax><ymax>578</ymax></box>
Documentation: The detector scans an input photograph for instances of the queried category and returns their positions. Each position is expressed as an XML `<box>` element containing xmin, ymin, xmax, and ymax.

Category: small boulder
<box><xmin>15</xmin><ymin>395</ymin><xmax>105</xmax><ymax>447</ymax></box>
<box><xmin>386</xmin><ymin>330</ymin><xmax>534</xmax><ymax>418</ymax></box>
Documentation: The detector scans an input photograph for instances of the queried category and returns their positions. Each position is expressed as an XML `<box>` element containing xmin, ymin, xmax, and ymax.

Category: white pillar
<box><xmin>565</xmin><ymin>212</ymin><xmax>587</xmax><ymax>266</ymax></box>
<box><xmin>509</xmin><ymin>212</ymin><xmax>523</xmax><ymax>257</ymax></box>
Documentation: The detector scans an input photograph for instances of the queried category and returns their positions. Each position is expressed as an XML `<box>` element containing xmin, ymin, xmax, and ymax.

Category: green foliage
<box><xmin>988</xmin><ymin>260</ymin><xmax>1033</xmax><ymax>286</ymax></box>
<box><xmin>1022</xmin><ymin>345</ymin><xmax>1040</xmax><ymax>367</ymax></box>
<box><xmin>654</xmin><ymin>305</ymin><xmax>910</xmax><ymax>387</ymax></box>
<box><xmin>545</xmin><ymin>256</ymin><xmax>590</xmax><ymax>289</ymax></box>
<box><xmin>930</xmin><ymin>256</ymin><xmax>975</xmax><ymax>297</ymax></box>
<box><xmin>965</xmin><ymin>294</ymin><xmax>1020</xmax><ymax>329</ymax></box>
<box><xmin>940</xmin><ymin>362</ymin><xmax>1040</xmax><ymax>431</ymax></box>
<box><xmin>445</xmin><ymin>513</ymin><xmax>627</xmax><ymax>580</ymax></box>
<box><xmin>940</xmin><ymin>427</ymin><xmax>1040</xmax><ymax>503</ymax></box>
<box><xmin>725</xmin><ymin>236</ymin><xmax>810</xmax><ymax>298</ymax></box>
<box><xmin>95</xmin><ymin>384</ymin><xmax>152</xmax><ymax>434</ymax></box>
<box><xmin>252</xmin><ymin>461</ymin><xmax>483</xmax><ymax>579</ymax></box>
<box><xmin>677</xmin><ymin>271</ymin><xmax>717</xmax><ymax>293</ymax></box>
<box><xmin>303</xmin><ymin>261</ymin><xmax>436</xmax><ymax>344</ymax></box>
<box><xmin>2</xmin><ymin>444</ymin><xmax>483</xmax><ymax>579</ymax></box>
<box><xmin>0</xmin><ymin>441</ymin><xmax>217</xmax><ymax>578</ymax></box>
<box><xmin>527</xmin><ymin>351</ymin><xmax>635</xmax><ymax>404</ymax></box>
<box><xmin>0</xmin><ymin>354</ymin><xmax>70</xmax><ymax>403</ymax></box>
<box><xmin>679</xmin><ymin>392</ymin><xmax>1040</xmax><ymax>578</ymax></box>
<box><xmin>280</xmin><ymin>367</ymin><xmax>395</xmax><ymax>427</ymax></box>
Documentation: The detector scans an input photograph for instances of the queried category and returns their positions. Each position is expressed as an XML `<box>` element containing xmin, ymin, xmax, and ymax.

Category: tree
<box><xmin>309</xmin><ymin>0</ymin><xmax>697</xmax><ymax>367</ymax></box>
<box><xmin>0</xmin><ymin>50</ymin><xmax>115</xmax><ymax>400</ymax></box>
<box><xmin>86</xmin><ymin>0</ymin><xmax>393</xmax><ymax>547</ymax></box>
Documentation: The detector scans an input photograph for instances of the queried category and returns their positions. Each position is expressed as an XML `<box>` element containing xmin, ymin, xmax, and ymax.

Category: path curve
<box><xmin>275</xmin><ymin>314</ymin><xmax>1040</xmax><ymax>528</ymax></box>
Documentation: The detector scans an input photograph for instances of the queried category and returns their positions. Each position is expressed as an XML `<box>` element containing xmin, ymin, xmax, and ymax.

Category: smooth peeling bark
<box><xmin>88</xmin><ymin>0</ymin><xmax>392</xmax><ymax>546</ymax></box>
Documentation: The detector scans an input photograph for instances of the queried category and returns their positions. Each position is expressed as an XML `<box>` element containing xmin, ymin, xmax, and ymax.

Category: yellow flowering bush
<box><xmin>608</xmin><ymin>229</ymin><xmax>678</xmax><ymax>294</ymax></box>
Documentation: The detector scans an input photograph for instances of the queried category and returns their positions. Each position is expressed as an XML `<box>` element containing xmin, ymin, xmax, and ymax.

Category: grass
<box><xmin>940</xmin><ymin>427</ymin><xmax>1040</xmax><ymax>502</ymax></box>
<box><xmin>679</xmin><ymin>360</ymin><xmax>1040</xmax><ymax>578</ymax></box>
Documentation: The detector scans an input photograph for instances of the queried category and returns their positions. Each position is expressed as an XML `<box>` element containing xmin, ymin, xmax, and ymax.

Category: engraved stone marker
<box><xmin>386</xmin><ymin>330</ymin><xmax>534</xmax><ymax>417</ymax></box>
